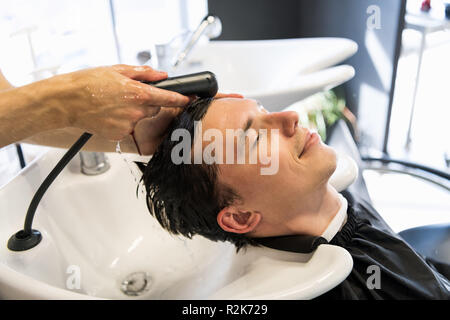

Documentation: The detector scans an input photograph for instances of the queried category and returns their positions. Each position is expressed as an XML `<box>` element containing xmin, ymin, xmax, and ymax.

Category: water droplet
<box><xmin>115</xmin><ymin>141</ymin><xmax>144</xmax><ymax>194</ymax></box>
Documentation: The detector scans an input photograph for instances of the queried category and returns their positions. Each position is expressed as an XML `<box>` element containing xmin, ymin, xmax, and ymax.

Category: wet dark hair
<box><xmin>136</xmin><ymin>98</ymin><xmax>259</xmax><ymax>251</ymax></box>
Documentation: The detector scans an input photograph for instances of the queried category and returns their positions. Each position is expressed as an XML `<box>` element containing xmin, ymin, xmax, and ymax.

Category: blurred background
<box><xmin>0</xmin><ymin>0</ymin><xmax>449</xmax><ymax>231</ymax></box>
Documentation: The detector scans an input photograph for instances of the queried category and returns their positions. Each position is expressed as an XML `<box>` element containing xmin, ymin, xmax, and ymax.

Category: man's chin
<box><xmin>320</xmin><ymin>145</ymin><xmax>338</xmax><ymax>179</ymax></box>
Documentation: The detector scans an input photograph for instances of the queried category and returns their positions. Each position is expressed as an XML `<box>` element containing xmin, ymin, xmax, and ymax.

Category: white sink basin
<box><xmin>174</xmin><ymin>38</ymin><xmax>357</xmax><ymax>110</ymax></box>
<box><xmin>0</xmin><ymin>148</ymin><xmax>353</xmax><ymax>299</ymax></box>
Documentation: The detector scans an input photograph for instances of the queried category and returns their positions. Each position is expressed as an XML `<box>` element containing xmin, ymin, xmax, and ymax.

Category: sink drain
<box><xmin>120</xmin><ymin>272</ymin><xmax>153</xmax><ymax>296</ymax></box>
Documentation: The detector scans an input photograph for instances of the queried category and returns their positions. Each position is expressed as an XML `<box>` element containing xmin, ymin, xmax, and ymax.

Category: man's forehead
<box><xmin>203</xmin><ymin>98</ymin><xmax>258</xmax><ymax>131</ymax></box>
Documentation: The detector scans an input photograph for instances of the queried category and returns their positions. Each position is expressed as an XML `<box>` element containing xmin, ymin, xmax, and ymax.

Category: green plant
<box><xmin>295</xmin><ymin>88</ymin><xmax>355</xmax><ymax>141</ymax></box>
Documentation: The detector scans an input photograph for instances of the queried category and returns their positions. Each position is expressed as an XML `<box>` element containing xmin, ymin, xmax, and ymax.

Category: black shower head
<box><xmin>142</xmin><ymin>71</ymin><xmax>218</xmax><ymax>98</ymax></box>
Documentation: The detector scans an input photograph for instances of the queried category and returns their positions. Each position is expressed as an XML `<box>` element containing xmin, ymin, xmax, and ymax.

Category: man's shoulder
<box><xmin>341</xmin><ymin>190</ymin><xmax>397</xmax><ymax>236</ymax></box>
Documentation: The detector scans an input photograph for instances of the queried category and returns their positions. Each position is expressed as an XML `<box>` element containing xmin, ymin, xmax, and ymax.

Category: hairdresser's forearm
<box><xmin>22</xmin><ymin>127</ymin><xmax>138</xmax><ymax>153</ymax></box>
<box><xmin>1</xmin><ymin>75</ymin><xmax>137</xmax><ymax>153</ymax></box>
<box><xmin>0</xmin><ymin>80</ymin><xmax>69</xmax><ymax>148</ymax></box>
<box><xmin>1</xmin><ymin>88</ymin><xmax>137</xmax><ymax>153</ymax></box>
<box><xmin>0</xmin><ymin>84</ymin><xmax>137</xmax><ymax>152</ymax></box>
<box><xmin>0</xmin><ymin>71</ymin><xmax>13</xmax><ymax>91</ymax></box>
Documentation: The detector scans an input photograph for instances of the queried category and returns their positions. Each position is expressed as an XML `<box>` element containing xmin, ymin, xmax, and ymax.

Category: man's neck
<box><xmin>284</xmin><ymin>183</ymin><xmax>342</xmax><ymax>236</ymax></box>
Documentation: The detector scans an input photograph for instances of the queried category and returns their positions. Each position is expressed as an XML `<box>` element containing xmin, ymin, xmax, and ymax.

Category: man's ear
<box><xmin>217</xmin><ymin>206</ymin><xmax>261</xmax><ymax>234</ymax></box>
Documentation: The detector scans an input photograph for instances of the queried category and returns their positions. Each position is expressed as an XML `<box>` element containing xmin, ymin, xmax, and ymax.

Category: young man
<box><xmin>138</xmin><ymin>97</ymin><xmax>450</xmax><ymax>299</ymax></box>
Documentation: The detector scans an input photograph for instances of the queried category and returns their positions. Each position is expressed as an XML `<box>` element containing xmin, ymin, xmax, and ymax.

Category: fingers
<box><xmin>136</xmin><ymin>82</ymin><xmax>191</xmax><ymax>107</ymax></box>
<box><xmin>112</xmin><ymin>64</ymin><xmax>189</xmax><ymax>107</ymax></box>
<box><xmin>153</xmin><ymin>107</ymin><xmax>184</xmax><ymax>123</ymax></box>
<box><xmin>145</xmin><ymin>106</ymin><xmax>161</xmax><ymax>118</ymax></box>
<box><xmin>134</xmin><ymin>105</ymin><xmax>180</xmax><ymax>128</ymax></box>
<box><xmin>215</xmin><ymin>92</ymin><xmax>244</xmax><ymax>99</ymax></box>
<box><xmin>112</xmin><ymin>64</ymin><xmax>168</xmax><ymax>82</ymax></box>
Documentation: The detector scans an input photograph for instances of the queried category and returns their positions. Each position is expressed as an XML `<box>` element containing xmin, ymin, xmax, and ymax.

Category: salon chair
<box><xmin>399</xmin><ymin>224</ymin><xmax>450</xmax><ymax>279</ymax></box>
<box><xmin>327</xmin><ymin>120</ymin><xmax>450</xmax><ymax>281</ymax></box>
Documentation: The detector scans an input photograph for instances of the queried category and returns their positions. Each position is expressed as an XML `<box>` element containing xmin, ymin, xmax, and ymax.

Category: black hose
<box><xmin>15</xmin><ymin>143</ymin><xmax>26</xmax><ymax>168</ymax></box>
<box><xmin>23</xmin><ymin>132</ymin><xmax>92</xmax><ymax>235</ymax></box>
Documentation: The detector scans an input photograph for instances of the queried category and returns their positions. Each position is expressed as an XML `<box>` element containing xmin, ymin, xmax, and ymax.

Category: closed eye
<box><xmin>253</xmin><ymin>132</ymin><xmax>260</xmax><ymax>148</ymax></box>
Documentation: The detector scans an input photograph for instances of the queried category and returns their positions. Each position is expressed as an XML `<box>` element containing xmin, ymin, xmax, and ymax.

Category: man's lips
<box><xmin>298</xmin><ymin>130</ymin><xmax>319</xmax><ymax>158</ymax></box>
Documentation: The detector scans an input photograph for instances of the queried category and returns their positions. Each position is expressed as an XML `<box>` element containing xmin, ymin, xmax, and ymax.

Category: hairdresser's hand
<box><xmin>132</xmin><ymin>92</ymin><xmax>244</xmax><ymax>155</ymax></box>
<box><xmin>51</xmin><ymin>64</ymin><xmax>190</xmax><ymax>141</ymax></box>
<box><xmin>131</xmin><ymin>107</ymin><xmax>180</xmax><ymax>155</ymax></box>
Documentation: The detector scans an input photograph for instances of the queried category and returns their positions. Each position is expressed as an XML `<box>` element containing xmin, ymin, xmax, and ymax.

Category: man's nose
<box><xmin>265</xmin><ymin>111</ymin><xmax>299</xmax><ymax>137</ymax></box>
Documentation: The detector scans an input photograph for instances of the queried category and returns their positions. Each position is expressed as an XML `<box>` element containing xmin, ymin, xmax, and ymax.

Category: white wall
<box><xmin>0</xmin><ymin>0</ymin><xmax>207</xmax><ymax>84</ymax></box>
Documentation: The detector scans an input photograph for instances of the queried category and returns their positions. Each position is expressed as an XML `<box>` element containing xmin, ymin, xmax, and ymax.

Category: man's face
<box><xmin>200</xmin><ymin>98</ymin><xmax>337</xmax><ymax>235</ymax></box>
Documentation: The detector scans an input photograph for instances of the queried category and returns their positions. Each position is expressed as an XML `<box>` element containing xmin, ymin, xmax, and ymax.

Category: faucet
<box><xmin>140</xmin><ymin>15</ymin><xmax>222</xmax><ymax>72</ymax></box>
<box><xmin>172</xmin><ymin>15</ymin><xmax>222</xmax><ymax>68</ymax></box>
<box><xmin>79</xmin><ymin>151</ymin><xmax>110</xmax><ymax>175</ymax></box>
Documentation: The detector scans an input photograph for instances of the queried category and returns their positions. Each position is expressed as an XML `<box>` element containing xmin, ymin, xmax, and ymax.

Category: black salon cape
<box><xmin>255</xmin><ymin>191</ymin><xmax>450</xmax><ymax>300</ymax></box>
